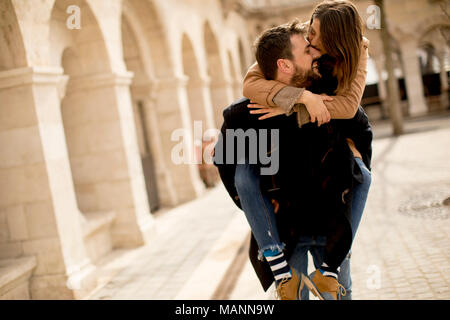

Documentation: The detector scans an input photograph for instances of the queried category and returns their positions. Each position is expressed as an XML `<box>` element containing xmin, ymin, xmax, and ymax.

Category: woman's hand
<box><xmin>248</xmin><ymin>102</ymin><xmax>285</xmax><ymax>120</ymax></box>
<box><xmin>271</xmin><ymin>199</ymin><xmax>280</xmax><ymax>214</ymax></box>
<box><xmin>298</xmin><ymin>90</ymin><xmax>333</xmax><ymax>126</ymax></box>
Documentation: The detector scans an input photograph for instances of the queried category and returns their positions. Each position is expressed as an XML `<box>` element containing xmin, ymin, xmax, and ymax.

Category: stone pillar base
<box><xmin>30</xmin><ymin>261</ymin><xmax>97</xmax><ymax>300</ymax></box>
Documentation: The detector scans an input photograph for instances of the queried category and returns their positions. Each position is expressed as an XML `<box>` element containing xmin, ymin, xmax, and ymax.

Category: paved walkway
<box><xmin>88</xmin><ymin>114</ymin><xmax>450</xmax><ymax>300</ymax></box>
<box><xmin>86</xmin><ymin>184</ymin><xmax>248</xmax><ymax>300</ymax></box>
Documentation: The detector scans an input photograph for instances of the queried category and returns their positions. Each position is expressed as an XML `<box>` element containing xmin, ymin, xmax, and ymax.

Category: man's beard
<box><xmin>290</xmin><ymin>64</ymin><xmax>321</xmax><ymax>89</ymax></box>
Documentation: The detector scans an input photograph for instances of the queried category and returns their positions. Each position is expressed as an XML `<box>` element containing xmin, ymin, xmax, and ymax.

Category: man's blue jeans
<box><xmin>235</xmin><ymin>163</ymin><xmax>285</xmax><ymax>260</ymax></box>
<box><xmin>234</xmin><ymin>157</ymin><xmax>371</xmax><ymax>299</ymax></box>
<box><xmin>288</xmin><ymin>236</ymin><xmax>352</xmax><ymax>300</ymax></box>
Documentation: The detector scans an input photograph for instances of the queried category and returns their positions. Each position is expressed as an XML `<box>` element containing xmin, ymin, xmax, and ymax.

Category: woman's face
<box><xmin>308</xmin><ymin>18</ymin><xmax>326</xmax><ymax>54</ymax></box>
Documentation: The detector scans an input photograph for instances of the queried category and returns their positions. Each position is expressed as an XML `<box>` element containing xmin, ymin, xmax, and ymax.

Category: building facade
<box><xmin>0</xmin><ymin>0</ymin><xmax>252</xmax><ymax>299</ymax></box>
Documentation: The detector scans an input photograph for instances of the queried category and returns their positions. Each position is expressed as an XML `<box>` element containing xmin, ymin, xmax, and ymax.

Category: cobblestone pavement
<box><xmin>348</xmin><ymin>125</ymin><xmax>450</xmax><ymax>300</ymax></box>
<box><xmin>89</xmin><ymin>114</ymin><xmax>450</xmax><ymax>300</ymax></box>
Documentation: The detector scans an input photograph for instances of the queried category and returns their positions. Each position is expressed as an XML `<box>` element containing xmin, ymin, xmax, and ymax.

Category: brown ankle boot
<box><xmin>276</xmin><ymin>269</ymin><xmax>301</xmax><ymax>300</ymax></box>
<box><xmin>302</xmin><ymin>270</ymin><xmax>346</xmax><ymax>300</ymax></box>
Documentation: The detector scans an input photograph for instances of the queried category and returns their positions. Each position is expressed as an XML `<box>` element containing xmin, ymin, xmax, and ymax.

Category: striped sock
<box><xmin>319</xmin><ymin>262</ymin><xmax>338</xmax><ymax>279</ymax></box>
<box><xmin>263</xmin><ymin>249</ymin><xmax>292</xmax><ymax>285</ymax></box>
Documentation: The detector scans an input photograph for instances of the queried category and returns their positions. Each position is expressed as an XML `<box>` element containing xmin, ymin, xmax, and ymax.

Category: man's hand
<box><xmin>248</xmin><ymin>102</ymin><xmax>285</xmax><ymax>120</ymax></box>
<box><xmin>298</xmin><ymin>90</ymin><xmax>333</xmax><ymax>126</ymax></box>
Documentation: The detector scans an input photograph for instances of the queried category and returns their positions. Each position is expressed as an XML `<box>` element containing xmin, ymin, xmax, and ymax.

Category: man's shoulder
<box><xmin>222</xmin><ymin>97</ymin><xmax>254</xmax><ymax>128</ymax></box>
<box><xmin>223</xmin><ymin>97</ymin><xmax>251</xmax><ymax>117</ymax></box>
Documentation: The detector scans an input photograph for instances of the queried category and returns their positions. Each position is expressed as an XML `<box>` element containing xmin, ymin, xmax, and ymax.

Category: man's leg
<box><xmin>288</xmin><ymin>237</ymin><xmax>315</xmax><ymax>300</ymax></box>
<box><xmin>234</xmin><ymin>163</ymin><xmax>284</xmax><ymax>260</ymax></box>
<box><xmin>235</xmin><ymin>163</ymin><xmax>300</xmax><ymax>300</ymax></box>
<box><xmin>308</xmin><ymin>238</ymin><xmax>351</xmax><ymax>300</ymax></box>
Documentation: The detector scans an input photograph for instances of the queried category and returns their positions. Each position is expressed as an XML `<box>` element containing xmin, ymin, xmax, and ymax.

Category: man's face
<box><xmin>288</xmin><ymin>34</ymin><xmax>321</xmax><ymax>87</ymax></box>
<box><xmin>290</xmin><ymin>34</ymin><xmax>313</xmax><ymax>74</ymax></box>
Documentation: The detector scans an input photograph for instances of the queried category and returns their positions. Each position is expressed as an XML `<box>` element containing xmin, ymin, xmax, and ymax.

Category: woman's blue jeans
<box><xmin>234</xmin><ymin>157</ymin><xmax>371</xmax><ymax>299</ymax></box>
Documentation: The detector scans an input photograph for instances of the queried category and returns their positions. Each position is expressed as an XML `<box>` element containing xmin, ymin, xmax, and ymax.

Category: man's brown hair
<box><xmin>310</xmin><ymin>0</ymin><xmax>364</xmax><ymax>93</ymax></box>
<box><xmin>254</xmin><ymin>19</ymin><xmax>307</xmax><ymax>80</ymax></box>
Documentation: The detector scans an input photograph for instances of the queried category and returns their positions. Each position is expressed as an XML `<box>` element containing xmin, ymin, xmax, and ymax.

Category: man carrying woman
<box><xmin>214</xmin><ymin>0</ymin><xmax>372</xmax><ymax>300</ymax></box>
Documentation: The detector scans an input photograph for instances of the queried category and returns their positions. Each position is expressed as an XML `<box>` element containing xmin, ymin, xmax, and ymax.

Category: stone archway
<box><xmin>181</xmin><ymin>33</ymin><xmax>216</xmax><ymax>130</ymax></box>
<box><xmin>0</xmin><ymin>0</ymin><xmax>101</xmax><ymax>299</ymax></box>
<box><xmin>121</xmin><ymin>0</ymin><xmax>205</xmax><ymax>205</ymax></box>
<box><xmin>0</xmin><ymin>1</ymin><xmax>33</xmax><ymax>264</ymax></box>
<box><xmin>419</xmin><ymin>25</ymin><xmax>450</xmax><ymax>110</ymax></box>
<box><xmin>121</xmin><ymin>8</ymin><xmax>162</xmax><ymax>212</ymax></box>
<box><xmin>391</xmin><ymin>15</ymin><xmax>450</xmax><ymax>116</ymax></box>
<box><xmin>0</xmin><ymin>0</ymin><xmax>27</xmax><ymax>71</ymax></box>
<box><xmin>50</xmin><ymin>0</ymin><xmax>157</xmax><ymax>257</ymax></box>
<box><xmin>50</xmin><ymin>0</ymin><xmax>126</xmax><ymax>264</ymax></box>
<box><xmin>50</xmin><ymin>0</ymin><xmax>111</xmax><ymax>210</ymax></box>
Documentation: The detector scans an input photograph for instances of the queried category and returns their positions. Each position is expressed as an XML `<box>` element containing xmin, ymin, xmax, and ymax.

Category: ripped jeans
<box><xmin>235</xmin><ymin>163</ymin><xmax>284</xmax><ymax>260</ymax></box>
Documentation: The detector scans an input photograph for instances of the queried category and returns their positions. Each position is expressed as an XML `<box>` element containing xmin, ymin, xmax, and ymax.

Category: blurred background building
<box><xmin>0</xmin><ymin>0</ymin><xmax>448</xmax><ymax>299</ymax></box>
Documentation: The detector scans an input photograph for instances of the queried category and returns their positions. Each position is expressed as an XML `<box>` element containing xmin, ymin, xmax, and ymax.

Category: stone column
<box><xmin>232</xmin><ymin>76</ymin><xmax>243</xmax><ymax>102</ymax></box>
<box><xmin>373</xmin><ymin>56</ymin><xmax>389</xmax><ymax>118</ymax></box>
<box><xmin>0</xmin><ymin>66</ymin><xmax>96</xmax><ymax>299</ymax></box>
<box><xmin>399</xmin><ymin>39</ymin><xmax>428</xmax><ymax>116</ymax></box>
<box><xmin>437</xmin><ymin>49</ymin><xmax>449</xmax><ymax>110</ymax></box>
<box><xmin>65</xmin><ymin>72</ymin><xmax>155</xmax><ymax>248</ymax></box>
<box><xmin>153</xmin><ymin>75</ymin><xmax>206</xmax><ymax>203</ymax></box>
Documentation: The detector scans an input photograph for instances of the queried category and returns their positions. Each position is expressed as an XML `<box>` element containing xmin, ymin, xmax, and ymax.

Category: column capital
<box><xmin>210</xmin><ymin>76</ymin><xmax>233</xmax><ymax>88</ymax></box>
<box><xmin>0</xmin><ymin>66</ymin><xmax>65</xmax><ymax>90</ymax></box>
<box><xmin>186</xmin><ymin>75</ymin><xmax>211</xmax><ymax>88</ymax></box>
<box><xmin>129</xmin><ymin>79</ymin><xmax>161</xmax><ymax>102</ymax></box>
<box><xmin>67</xmin><ymin>71</ymin><xmax>134</xmax><ymax>94</ymax></box>
<box><xmin>398</xmin><ymin>38</ymin><xmax>420</xmax><ymax>54</ymax></box>
<box><xmin>155</xmin><ymin>75</ymin><xmax>189</xmax><ymax>90</ymax></box>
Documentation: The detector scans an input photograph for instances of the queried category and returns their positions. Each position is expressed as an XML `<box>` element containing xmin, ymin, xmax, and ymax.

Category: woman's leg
<box><xmin>335</xmin><ymin>158</ymin><xmax>371</xmax><ymax>300</ymax></box>
<box><xmin>351</xmin><ymin>157</ymin><xmax>372</xmax><ymax>240</ymax></box>
<box><xmin>308</xmin><ymin>158</ymin><xmax>371</xmax><ymax>300</ymax></box>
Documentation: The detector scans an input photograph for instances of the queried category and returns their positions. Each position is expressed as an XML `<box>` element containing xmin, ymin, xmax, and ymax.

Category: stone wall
<box><xmin>0</xmin><ymin>0</ymin><xmax>251</xmax><ymax>299</ymax></box>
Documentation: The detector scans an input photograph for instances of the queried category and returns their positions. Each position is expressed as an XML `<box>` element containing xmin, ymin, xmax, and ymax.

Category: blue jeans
<box><xmin>235</xmin><ymin>163</ymin><xmax>285</xmax><ymax>260</ymax></box>
<box><xmin>234</xmin><ymin>158</ymin><xmax>371</xmax><ymax>299</ymax></box>
<box><xmin>288</xmin><ymin>236</ymin><xmax>352</xmax><ymax>300</ymax></box>
<box><xmin>351</xmin><ymin>157</ymin><xmax>372</xmax><ymax>241</ymax></box>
